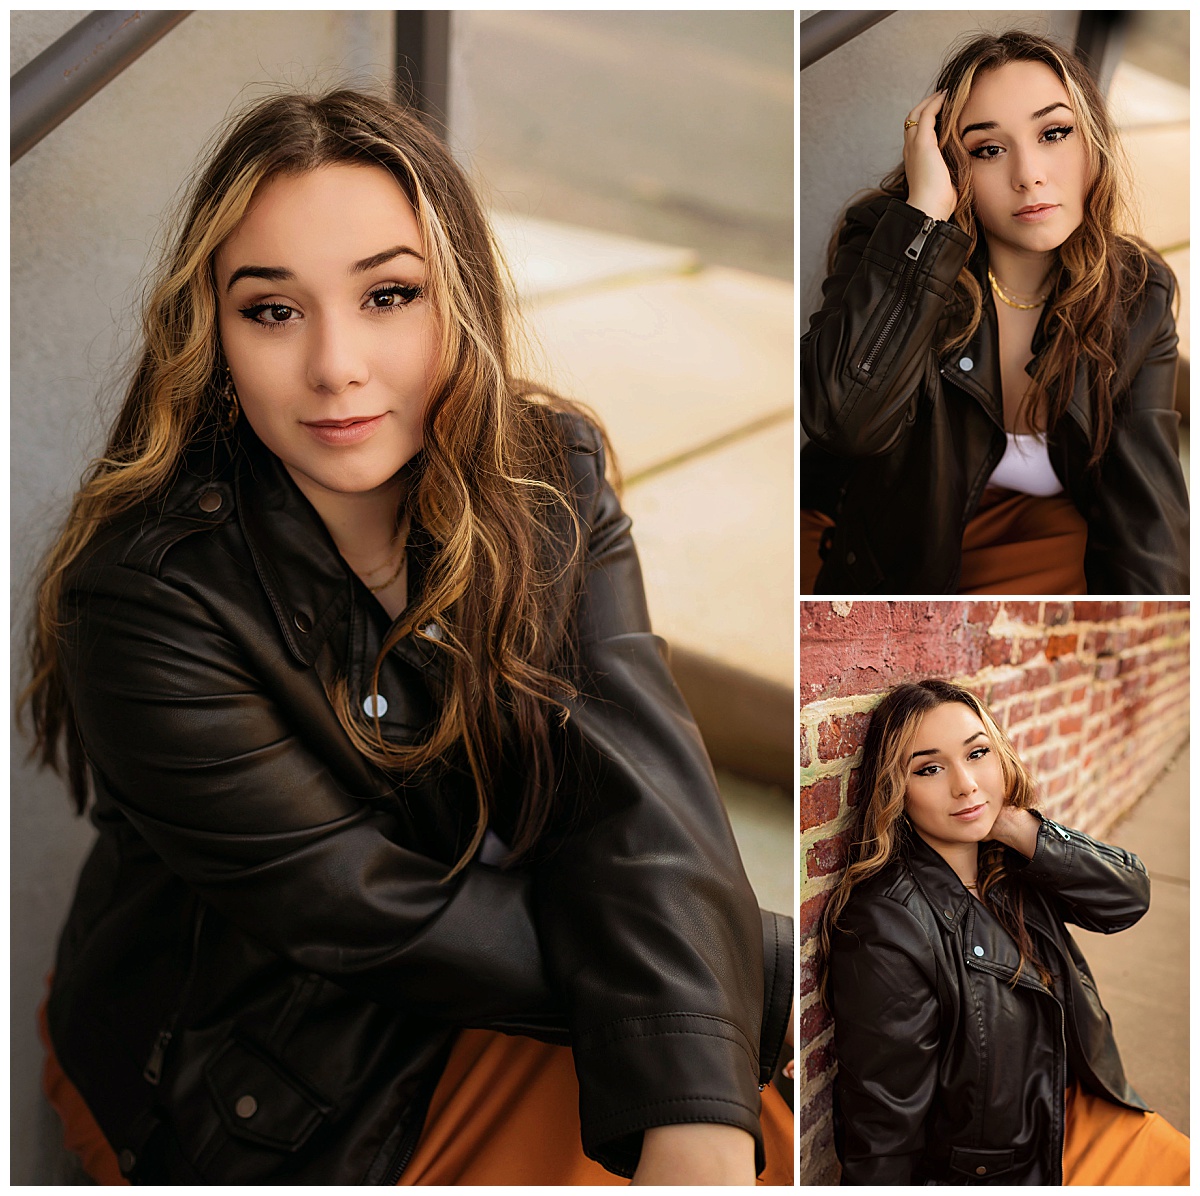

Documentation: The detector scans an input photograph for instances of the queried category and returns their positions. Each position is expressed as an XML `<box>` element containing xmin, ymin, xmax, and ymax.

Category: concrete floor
<box><xmin>1071</xmin><ymin>744</ymin><xmax>1189</xmax><ymax>1135</ymax></box>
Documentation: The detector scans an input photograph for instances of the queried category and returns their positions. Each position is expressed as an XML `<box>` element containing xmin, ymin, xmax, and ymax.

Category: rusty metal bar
<box><xmin>800</xmin><ymin>10</ymin><xmax>895</xmax><ymax>71</ymax></box>
<box><xmin>12</xmin><ymin>11</ymin><xmax>192</xmax><ymax>164</ymax></box>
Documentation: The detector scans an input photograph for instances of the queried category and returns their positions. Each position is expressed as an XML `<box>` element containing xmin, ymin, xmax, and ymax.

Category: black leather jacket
<box><xmin>46</xmin><ymin>416</ymin><xmax>793</xmax><ymax>1184</ymax></box>
<box><xmin>801</xmin><ymin>196</ymin><xmax>1189</xmax><ymax>593</ymax></box>
<box><xmin>829</xmin><ymin>813</ymin><xmax>1150</xmax><ymax>1185</ymax></box>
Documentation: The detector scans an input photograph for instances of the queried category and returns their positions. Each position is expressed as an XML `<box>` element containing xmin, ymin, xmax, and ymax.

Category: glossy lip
<box><xmin>302</xmin><ymin>413</ymin><xmax>386</xmax><ymax>446</ymax></box>
<box><xmin>950</xmin><ymin>802</ymin><xmax>988</xmax><ymax>821</ymax></box>
<box><xmin>1013</xmin><ymin>203</ymin><xmax>1059</xmax><ymax>223</ymax></box>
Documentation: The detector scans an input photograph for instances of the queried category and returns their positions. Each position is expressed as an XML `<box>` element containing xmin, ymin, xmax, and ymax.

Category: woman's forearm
<box><xmin>631</xmin><ymin>1123</ymin><xmax>756</xmax><ymax>1185</ymax></box>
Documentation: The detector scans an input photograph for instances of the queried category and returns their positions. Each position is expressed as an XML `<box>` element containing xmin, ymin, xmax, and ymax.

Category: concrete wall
<box><xmin>798</xmin><ymin>599</ymin><xmax>1190</xmax><ymax>1183</ymax></box>
<box><xmin>800</xmin><ymin>10</ymin><xmax>1080</xmax><ymax>328</ymax></box>
<box><xmin>10</xmin><ymin>12</ymin><xmax>393</xmax><ymax>1182</ymax></box>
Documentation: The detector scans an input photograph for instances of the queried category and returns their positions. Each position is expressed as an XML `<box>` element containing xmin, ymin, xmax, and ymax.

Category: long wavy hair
<box><xmin>817</xmin><ymin>679</ymin><xmax>1050</xmax><ymax>1005</ymax></box>
<box><xmin>24</xmin><ymin>88</ymin><xmax>608</xmax><ymax>878</ymax></box>
<box><xmin>834</xmin><ymin>30</ymin><xmax>1166</xmax><ymax>463</ymax></box>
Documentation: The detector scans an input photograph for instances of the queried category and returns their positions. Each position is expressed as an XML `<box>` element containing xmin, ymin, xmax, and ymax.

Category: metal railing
<box><xmin>11</xmin><ymin>11</ymin><xmax>192</xmax><ymax>164</ymax></box>
<box><xmin>800</xmin><ymin>11</ymin><xmax>894</xmax><ymax>71</ymax></box>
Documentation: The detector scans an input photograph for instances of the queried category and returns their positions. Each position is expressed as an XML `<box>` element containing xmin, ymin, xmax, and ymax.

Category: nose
<box><xmin>306</xmin><ymin>312</ymin><xmax>369</xmax><ymax>395</ymax></box>
<box><xmin>1009</xmin><ymin>143</ymin><xmax>1047</xmax><ymax>192</ymax></box>
<box><xmin>951</xmin><ymin>760</ymin><xmax>978</xmax><ymax>799</ymax></box>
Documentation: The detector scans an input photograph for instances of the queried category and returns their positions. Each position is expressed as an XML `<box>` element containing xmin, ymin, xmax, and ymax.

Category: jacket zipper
<box><xmin>858</xmin><ymin>216</ymin><xmax>936</xmax><ymax>375</ymax></box>
<box><xmin>144</xmin><ymin>903</ymin><xmax>208</xmax><ymax>1086</ymax></box>
<box><xmin>381</xmin><ymin>1119</ymin><xmax>423</xmax><ymax>1185</ymax></box>
<box><xmin>966</xmin><ymin>957</ymin><xmax>1066</xmax><ymax>1183</ymax></box>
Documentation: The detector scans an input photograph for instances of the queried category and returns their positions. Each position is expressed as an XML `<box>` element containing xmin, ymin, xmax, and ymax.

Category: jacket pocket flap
<box><xmin>204</xmin><ymin>1034</ymin><xmax>332</xmax><ymax>1152</ymax></box>
<box><xmin>948</xmin><ymin>1146</ymin><xmax>1016</xmax><ymax>1178</ymax></box>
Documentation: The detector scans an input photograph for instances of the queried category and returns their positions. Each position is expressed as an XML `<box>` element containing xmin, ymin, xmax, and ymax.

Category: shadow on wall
<box><xmin>797</xmin><ymin>599</ymin><xmax>1190</xmax><ymax>1184</ymax></box>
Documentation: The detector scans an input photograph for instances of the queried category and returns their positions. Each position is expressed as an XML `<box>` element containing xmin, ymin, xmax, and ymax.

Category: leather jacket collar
<box><xmin>231</xmin><ymin>427</ymin><xmax>446</xmax><ymax>693</ymax></box>
<box><xmin>938</xmin><ymin>231</ymin><xmax>1093</xmax><ymax>442</ymax></box>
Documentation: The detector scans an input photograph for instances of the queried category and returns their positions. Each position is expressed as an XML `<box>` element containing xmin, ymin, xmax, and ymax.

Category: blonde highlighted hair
<box><xmin>839</xmin><ymin>30</ymin><xmax>1169</xmax><ymax>463</ymax></box>
<box><xmin>817</xmin><ymin>679</ymin><xmax>1047</xmax><ymax>1005</ymax></box>
<box><xmin>25</xmin><ymin>89</ymin><xmax>608</xmax><ymax>878</ymax></box>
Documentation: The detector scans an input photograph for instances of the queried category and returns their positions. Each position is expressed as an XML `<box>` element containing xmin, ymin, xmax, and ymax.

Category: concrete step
<box><xmin>491</xmin><ymin>214</ymin><xmax>794</xmax><ymax>782</ymax></box>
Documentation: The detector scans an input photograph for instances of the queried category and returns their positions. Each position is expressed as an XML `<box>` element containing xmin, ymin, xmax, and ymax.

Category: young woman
<box><xmin>24</xmin><ymin>90</ymin><xmax>794</xmax><ymax>1185</ymax></box>
<box><xmin>801</xmin><ymin>31</ymin><xmax>1189</xmax><ymax>595</ymax></box>
<box><xmin>818</xmin><ymin>679</ymin><xmax>1189</xmax><ymax>1185</ymax></box>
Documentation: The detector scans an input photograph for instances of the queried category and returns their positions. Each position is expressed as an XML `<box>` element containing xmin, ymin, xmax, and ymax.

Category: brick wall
<box><xmin>798</xmin><ymin>600</ymin><xmax>1190</xmax><ymax>1184</ymax></box>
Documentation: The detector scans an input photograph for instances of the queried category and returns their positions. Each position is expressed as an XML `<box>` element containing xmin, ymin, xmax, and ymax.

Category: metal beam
<box><xmin>394</xmin><ymin>11</ymin><xmax>451</xmax><ymax>136</ymax></box>
<box><xmin>800</xmin><ymin>10</ymin><xmax>895</xmax><ymax>72</ymax></box>
<box><xmin>12</xmin><ymin>11</ymin><xmax>192</xmax><ymax>164</ymax></box>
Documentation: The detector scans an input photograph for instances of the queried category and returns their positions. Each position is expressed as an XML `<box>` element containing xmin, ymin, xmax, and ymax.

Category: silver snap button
<box><xmin>198</xmin><ymin>490</ymin><xmax>222</xmax><ymax>513</ymax></box>
<box><xmin>973</xmin><ymin>945</ymin><xmax>985</xmax><ymax>957</ymax></box>
<box><xmin>976</xmin><ymin>1166</ymin><xmax>987</xmax><ymax>1176</ymax></box>
<box><xmin>294</xmin><ymin>611</ymin><xmax>312</xmax><ymax>633</ymax></box>
<box><xmin>363</xmin><ymin>693</ymin><xmax>388</xmax><ymax>718</ymax></box>
<box><xmin>958</xmin><ymin>356</ymin><xmax>974</xmax><ymax>371</ymax></box>
<box><xmin>423</xmin><ymin>622</ymin><xmax>443</xmax><ymax>641</ymax></box>
<box><xmin>944</xmin><ymin>910</ymin><xmax>952</xmax><ymax>918</ymax></box>
<box><xmin>118</xmin><ymin>1148</ymin><xmax>136</xmax><ymax>1174</ymax></box>
<box><xmin>235</xmin><ymin>1094</ymin><xmax>258</xmax><ymax>1119</ymax></box>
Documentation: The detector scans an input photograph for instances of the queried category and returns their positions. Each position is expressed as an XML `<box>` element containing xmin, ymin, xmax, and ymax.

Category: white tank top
<box><xmin>986</xmin><ymin>432</ymin><xmax>1063</xmax><ymax>497</ymax></box>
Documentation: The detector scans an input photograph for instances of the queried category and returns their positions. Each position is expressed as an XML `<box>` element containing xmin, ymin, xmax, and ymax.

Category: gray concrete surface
<box><xmin>1073</xmin><ymin>744</ymin><xmax>1189</xmax><ymax>1135</ymax></box>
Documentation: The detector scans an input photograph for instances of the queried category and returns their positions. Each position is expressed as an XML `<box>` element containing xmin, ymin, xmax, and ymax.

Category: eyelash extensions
<box><xmin>237</xmin><ymin>283</ymin><xmax>424</xmax><ymax>328</ymax></box>
<box><xmin>968</xmin><ymin>125</ymin><xmax>1074</xmax><ymax>161</ymax></box>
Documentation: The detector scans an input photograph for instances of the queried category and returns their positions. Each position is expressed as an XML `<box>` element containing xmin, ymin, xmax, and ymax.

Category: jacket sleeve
<box><xmin>801</xmin><ymin>196</ymin><xmax>971</xmax><ymax>457</ymax></box>
<box><xmin>1081</xmin><ymin>265</ymin><xmax>1189</xmax><ymax>592</ymax></box>
<box><xmin>1010</xmin><ymin>813</ymin><xmax>1150</xmax><ymax>933</ymax></box>
<box><xmin>532</xmin><ymin>429</ymin><xmax>792</xmax><ymax>1178</ymax></box>
<box><xmin>830</xmin><ymin>897</ymin><xmax>939</xmax><ymax>1185</ymax></box>
<box><xmin>61</xmin><ymin>562</ymin><xmax>564</xmax><ymax>1033</ymax></box>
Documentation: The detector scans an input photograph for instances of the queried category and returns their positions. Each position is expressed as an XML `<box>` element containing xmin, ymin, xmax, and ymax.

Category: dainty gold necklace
<box><xmin>988</xmin><ymin>267</ymin><xmax>1049</xmax><ymax>310</ymax></box>
<box><xmin>367</xmin><ymin>551</ymin><xmax>407</xmax><ymax>594</ymax></box>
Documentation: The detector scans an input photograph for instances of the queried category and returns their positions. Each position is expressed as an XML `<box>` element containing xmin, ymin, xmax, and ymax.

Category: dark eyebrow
<box><xmin>909</xmin><ymin>730</ymin><xmax>987</xmax><ymax>761</ymax></box>
<box><xmin>961</xmin><ymin>101</ymin><xmax>1073</xmax><ymax>139</ymax></box>
<box><xmin>225</xmin><ymin>245</ymin><xmax>424</xmax><ymax>293</ymax></box>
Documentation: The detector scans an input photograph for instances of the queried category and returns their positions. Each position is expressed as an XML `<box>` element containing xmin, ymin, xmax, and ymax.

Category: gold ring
<box><xmin>904</xmin><ymin>119</ymin><xmax>919</xmax><ymax>130</ymax></box>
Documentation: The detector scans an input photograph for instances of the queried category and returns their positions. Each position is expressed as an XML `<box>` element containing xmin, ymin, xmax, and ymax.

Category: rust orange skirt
<box><xmin>1062</xmin><ymin>1081</ymin><xmax>1189</xmax><ymax>1185</ymax></box>
<box><xmin>801</xmin><ymin>489</ymin><xmax>1087</xmax><ymax>595</ymax></box>
<box><xmin>39</xmin><ymin>1004</ymin><xmax>793</xmax><ymax>1185</ymax></box>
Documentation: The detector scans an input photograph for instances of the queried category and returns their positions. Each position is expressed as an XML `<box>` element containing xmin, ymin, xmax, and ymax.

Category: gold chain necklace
<box><xmin>988</xmin><ymin>268</ymin><xmax>1049</xmax><ymax>310</ymax></box>
<box><xmin>367</xmin><ymin>551</ymin><xmax>407</xmax><ymax>594</ymax></box>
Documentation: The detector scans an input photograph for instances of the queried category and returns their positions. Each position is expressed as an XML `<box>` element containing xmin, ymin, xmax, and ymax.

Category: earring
<box><xmin>221</xmin><ymin>366</ymin><xmax>240</xmax><ymax>432</ymax></box>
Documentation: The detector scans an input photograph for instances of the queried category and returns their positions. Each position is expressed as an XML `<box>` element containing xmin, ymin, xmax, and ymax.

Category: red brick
<box><xmin>1058</xmin><ymin>714</ymin><xmax>1083</xmax><ymax>735</ymax></box>
<box><xmin>1024</xmin><ymin>665</ymin><xmax>1053</xmax><ymax>689</ymax></box>
<box><xmin>1007</xmin><ymin>698</ymin><xmax>1035</xmax><ymax>726</ymax></box>
<box><xmin>800</xmin><ymin>890</ymin><xmax>830</xmax><ymax>940</ymax></box>
<box><xmin>1004</xmin><ymin>601</ymin><xmax>1043</xmax><ymax>623</ymax></box>
<box><xmin>1044</xmin><ymin>602</ymin><xmax>1072</xmax><ymax>626</ymax></box>
<box><xmin>1069</xmin><ymin>685</ymin><xmax>1087</xmax><ymax>703</ymax></box>
<box><xmin>807</xmin><ymin>833</ymin><xmax>849</xmax><ymax>878</ymax></box>
<box><xmin>1020</xmin><ymin>725</ymin><xmax>1050</xmax><ymax>749</ymax></box>
<box><xmin>799</xmin><ymin>732</ymin><xmax>811</xmax><ymax>770</ymax></box>
<box><xmin>1045</xmin><ymin>634</ymin><xmax>1078</xmax><ymax>660</ymax></box>
<box><xmin>845</xmin><ymin>767</ymin><xmax>863</xmax><ymax>808</ymax></box>
<box><xmin>799</xmin><ymin>957</ymin><xmax>817</xmax><ymax>999</ymax></box>
<box><xmin>966</xmin><ymin>601</ymin><xmax>1000</xmax><ymax>625</ymax></box>
<box><xmin>801</xmin><ymin>776</ymin><xmax>841</xmax><ymax>832</ymax></box>
<box><xmin>1047</xmin><ymin>774</ymin><xmax>1070</xmax><ymax>796</ymax></box>
<box><xmin>1038</xmin><ymin>690</ymin><xmax>1064</xmax><ymax>714</ymax></box>
<box><xmin>800</xmin><ymin>1000</ymin><xmax>832</xmax><ymax>1046</ymax></box>
<box><xmin>1095</xmin><ymin>659</ymin><xmax>1119</xmax><ymax>681</ymax></box>
<box><xmin>1016</xmin><ymin>637</ymin><xmax>1046</xmax><ymax>664</ymax></box>
<box><xmin>984</xmin><ymin>635</ymin><xmax>1015</xmax><ymax>666</ymax></box>
<box><xmin>1038</xmin><ymin>748</ymin><xmax>1061</xmax><ymax>773</ymax></box>
<box><xmin>988</xmin><ymin>675</ymin><xmax>1028</xmax><ymax>702</ymax></box>
<box><xmin>818</xmin><ymin>711</ymin><xmax>871</xmax><ymax>761</ymax></box>
<box><xmin>1055</xmin><ymin>658</ymin><xmax>1086</xmax><ymax>682</ymax></box>
<box><xmin>805</xmin><ymin>1043</ymin><xmax>835</xmax><ymax>1082</ymax></box>
<box><xmin>800</xmin><ymin>1081</ymin><xmax>834</xmax><ymax>1136</ymax></box>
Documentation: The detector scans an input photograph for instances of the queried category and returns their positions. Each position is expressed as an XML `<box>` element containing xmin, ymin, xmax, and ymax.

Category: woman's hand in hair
<box><xmin>631</xmin><ymin>1124</ymin><xmax>757</xmax><ymax>1185</ymax></box>
<box><xmin>904</xmin><ymin>90</ymin><xmax>957</xmax><ymax>223</ymax></box>
<box><xmin>989</xmin><ymin>803</ymin><xmax>1041</xmax><ymax>859</ymax></box>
